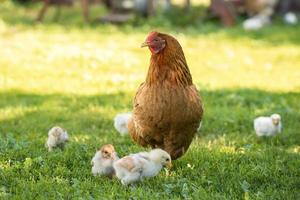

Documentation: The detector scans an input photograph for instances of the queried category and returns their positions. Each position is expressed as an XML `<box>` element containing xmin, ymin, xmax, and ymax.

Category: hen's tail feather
<box><xmin>114</xmin><ymin>113</ymin><xmax>132</xmax><ymax>136</ymax></box>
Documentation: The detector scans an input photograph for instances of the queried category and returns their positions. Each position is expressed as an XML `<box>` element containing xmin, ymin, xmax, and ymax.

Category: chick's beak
<box><xmin>166</xmin><ymin>161</ymin><xmax>172</xmax><ymax>169</ymax></box>
<box><xmin>141</xmin><ymin>41</ymin><xmax>150</xmax><ymax>48</ymax></box>
<box><xmin>272</xmin><ymin>119</ymin><xmax>279</xmax><ymax>125</ymax></box>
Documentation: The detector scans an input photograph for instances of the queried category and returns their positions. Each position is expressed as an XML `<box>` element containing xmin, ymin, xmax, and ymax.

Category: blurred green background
<box><xmin>0</xmin><ymin>0</ymin><xmax>299</xmax><ymax>199</ymax></box>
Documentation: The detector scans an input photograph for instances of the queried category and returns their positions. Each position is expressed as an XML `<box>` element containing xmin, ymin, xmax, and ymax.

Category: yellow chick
<box><xmin>46</xmin><ymin>126</ymin><xmax>69</xmax><ymax>151</ymax></box>
<box><xmin>91</xmin><ymin>144</ymin><xmax>119</xmax><ymax>178</ymax></box>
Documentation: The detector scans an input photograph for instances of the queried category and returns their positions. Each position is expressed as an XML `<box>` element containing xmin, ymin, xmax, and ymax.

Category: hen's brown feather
<box><xmin>128</xmin><ymin>32</ymin><xmax>203</xmax><ymax>160</ymax></box>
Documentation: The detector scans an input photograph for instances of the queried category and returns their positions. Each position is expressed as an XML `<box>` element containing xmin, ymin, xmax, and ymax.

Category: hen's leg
<box><xmin>163</xmin><ymin>134</ymin><xmax>193</xmax><ymax>160</ymax></box>
<box><xmin>164</xmin><ymin>145</ymin><xmax>185</xmax><ymax>160</ymax></box>
<box><xmin>128</xmin><ymin>118</ymin><xmax>148</xmax><ymax>147</ymax></box>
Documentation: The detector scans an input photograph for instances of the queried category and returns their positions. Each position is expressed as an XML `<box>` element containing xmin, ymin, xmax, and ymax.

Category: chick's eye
<box><xmin>166</xmin><ymin>158</ymin><xmax>170</xmax><ymax>161</ymax></box>
<box><xmin>104</xmin><ymin>151</ymin><xmax>108</xmax><ymax>154</ymax></box>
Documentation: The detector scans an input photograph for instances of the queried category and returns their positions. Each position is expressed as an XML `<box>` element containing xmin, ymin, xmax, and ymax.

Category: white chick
<box><xmin>91</xmin><ymin>144</ymin><xmax>119</xmax><ymax>178</ymax></box>
<box><xmin>46</xmin><ymin>126</ymin><xmax>69</xmax><ymax>151</ymax></box>
<box><xmin>284</xmin><ymin>12</ymin><xmax>298</xmax><ymax>25</ymax></box>
<box><xmin>114</xmin><ymin>113</ymin><xmax>132</xmax><ymax>136</ymax></box>
<box><xmin>254</xmin><ymin>114</ymin><xmax>282</xmax><ymax>137</ymax></box>
<box><xmin>113</xmin><ymin>149</ymin><xmax>172</xmax><ymax>185</ymax></box>
<box><xmin>243</xmin><ymin>15</ymin><xmax>271</xmax><ymax>30</ymax></box>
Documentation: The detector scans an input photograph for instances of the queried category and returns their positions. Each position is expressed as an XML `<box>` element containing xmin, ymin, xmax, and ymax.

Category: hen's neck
<box><xmin>145</xmin><ymin>50</ymin><xmax>193</xmax><ymax>87</ymax></box>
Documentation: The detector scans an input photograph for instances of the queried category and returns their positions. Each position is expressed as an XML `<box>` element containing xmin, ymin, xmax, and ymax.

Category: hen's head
<box><xmin>142</xmin><ymin>31</ymin><xmax>192</xmax><ymax>85</ymax></box>
<box><xmin>141</xmin><ymin>31</ymin><xmax>181</xmax><ymax>55</ymax></box>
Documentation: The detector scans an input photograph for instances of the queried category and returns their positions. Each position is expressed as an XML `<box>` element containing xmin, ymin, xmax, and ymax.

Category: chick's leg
<box><xmin>121</xmin><ymin>172</ymin><xmax>141</xmax><ymax>185</ymax></box>
<box><xmin>46</xmin><ymin>141</ymin><xmax>54</xmax><ymax>152</ymax></box>
<box><xmin>128</xmin><ymin>118</ymin><xmax>148</xmax><ymax>147</ymax></box>
<box><xmin>113</xmin><ymin>163</ymin><xmax>125</xmax><ymax>180</ymax></box>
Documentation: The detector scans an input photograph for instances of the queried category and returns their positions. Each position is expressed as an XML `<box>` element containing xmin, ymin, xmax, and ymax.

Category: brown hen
<box><xmin>128</xmin><ymin>31</ymin><xmax>203</xmax><ymax>160</ymax></box>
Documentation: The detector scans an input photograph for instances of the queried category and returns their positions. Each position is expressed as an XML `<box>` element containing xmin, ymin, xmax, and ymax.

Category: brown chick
<box><xmin>128</xmin><ymin>31</ymin><xmax>204</xmax><ymax>160</ymax></box>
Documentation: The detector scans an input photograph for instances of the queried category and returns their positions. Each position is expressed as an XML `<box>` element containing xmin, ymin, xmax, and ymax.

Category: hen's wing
<box><xmin>128</xmin><ymin>83</ymin><xmax>150</xmax><ymax>147</ymax></box>
<box><xmin>129</xmin><ymin>82</ymin><xmax>203</xmax><ymax>159</ymax></box>
<box><xmin>163</xmin><ymin>85</ymin><xmax>203</xmax><ymax>159</ymax></box>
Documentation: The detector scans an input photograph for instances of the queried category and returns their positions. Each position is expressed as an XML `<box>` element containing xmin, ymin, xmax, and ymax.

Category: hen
<box><xmin>128</xmin><ymin>31</ymin><xmax>203</xmax><ymax>160</ymax></box>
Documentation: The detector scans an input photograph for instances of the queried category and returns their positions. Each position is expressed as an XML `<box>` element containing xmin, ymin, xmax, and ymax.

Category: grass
<box><xmin>0</xmin><ymin>1</ymin><xmax>300</xmax><ymax>199</ymax></box>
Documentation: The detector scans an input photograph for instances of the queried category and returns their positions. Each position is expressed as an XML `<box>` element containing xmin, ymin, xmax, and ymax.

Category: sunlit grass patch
<box><xmin>0</xmin><ymin>1</ymin><xmax>300</xmax><ymax>199</ymax></box>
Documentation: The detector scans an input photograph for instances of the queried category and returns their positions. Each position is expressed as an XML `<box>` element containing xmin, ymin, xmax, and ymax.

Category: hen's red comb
<box><xmin>146</xmin><ymin>31</ymin><xmax>158</xmax><ymax>41</ymax></box>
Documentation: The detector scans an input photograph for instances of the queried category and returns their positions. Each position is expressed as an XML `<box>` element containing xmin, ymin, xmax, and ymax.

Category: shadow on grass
<box><xmin>0</xmin><ymin>90</ymin><xmax>132</xmax><ymax>137</ymax></box>
<box><xmin>0</xmin><ymin>88</ymin><xmax>299</xmax><ymax>148</ymax></box>
<box><xmin>1</xmin><ymin>2</ymin><xmax>300</xmax><ymax>46</ymax></box>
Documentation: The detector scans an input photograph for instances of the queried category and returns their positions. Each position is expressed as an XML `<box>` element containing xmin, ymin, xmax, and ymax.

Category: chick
<box><xmin>254</xmin><ymin>114</ymin><xmax>282</xmax><ymax>137</ymax></box>
<box><xmin>113</xmin><ymin>149</ymin><xmax>171</xmax><ymax>185</ymax></box>
<box><xmin>91</xmin><ymin>144</ymin><xmax>119</xmax><ymax>178</ymax></box>
<box><xmin>114</xmin><ymin>113</ymin><xmax>132</xmax><ymax>136</ymax></box>
<box><xmin>243</xmin><ymin>15</ymin><xmax>271</xmax><ymax>30</ymax></box>
<box><xmin>46</xmin><ymin>126</ymin><xmax>69</xmax><ymax>151</ymax></box>
<box><xmin>284</xmin><ymin>12</ymin><xmax>298</xmax><ymax>25</ymax></box>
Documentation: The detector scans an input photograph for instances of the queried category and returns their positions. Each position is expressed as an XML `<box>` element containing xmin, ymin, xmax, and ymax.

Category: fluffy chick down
<box><xmin>114</xmin><ymin>113</ymin><xmax>132</xmax><ymax>136</ymax></box>
<box><xmin>254</xmin><ymin>114</ymin><xmax>282</xmax><ymax>136</ymax></box>
<box><xmin>113</xmin><ymin>149</ymin><xmax>171</xmax><ymax>185</ymax></box>
<box><xmin>46</xmin><ymin>126</ymin><xmax>69</xmax><ymax>151</ymax></box>
<box><xmin>91</xmin><ymin>144</ymin><xmax>119</xmax><ymax>178</ymax></box>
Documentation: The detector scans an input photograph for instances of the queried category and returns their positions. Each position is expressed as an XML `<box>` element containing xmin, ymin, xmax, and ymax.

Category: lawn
<box><xmin>0</xmin><ymin>1</ymin><xmax>300</xmax><ymax>199</ymax></box>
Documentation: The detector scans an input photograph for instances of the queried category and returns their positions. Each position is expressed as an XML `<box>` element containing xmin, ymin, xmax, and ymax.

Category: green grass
<box><xmin>1</xmin><ymin>1</ymin><xmax>300</xmax><ymax>199</ymax></box>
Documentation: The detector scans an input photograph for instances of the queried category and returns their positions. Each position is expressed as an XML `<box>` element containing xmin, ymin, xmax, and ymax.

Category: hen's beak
<box><xmin>141</xmin><ymin>41</ymin><xmax>150</xmax><ymax>48</ymax></box>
